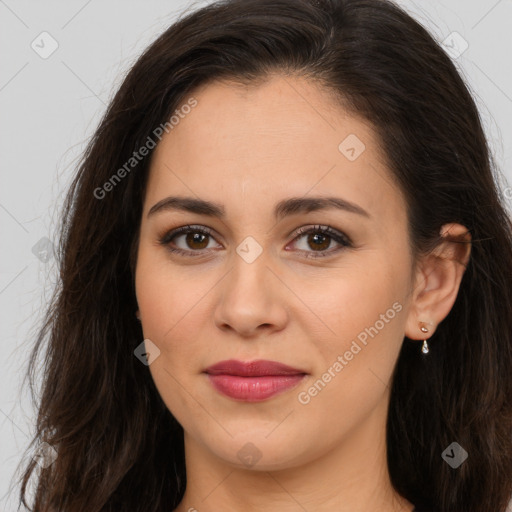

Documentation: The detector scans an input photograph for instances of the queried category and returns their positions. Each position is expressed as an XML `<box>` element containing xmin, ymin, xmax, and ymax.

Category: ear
<box><xmin>405</xmin><ymin>223</ymin><xmax>471</xmax><ymax>341</ymax></box>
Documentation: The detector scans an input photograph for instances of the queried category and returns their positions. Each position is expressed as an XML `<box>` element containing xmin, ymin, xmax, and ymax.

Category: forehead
<box><xmin>145</xmin><ymin>75</ymin><xmax>405</xmax><ymax>227</ymax></box>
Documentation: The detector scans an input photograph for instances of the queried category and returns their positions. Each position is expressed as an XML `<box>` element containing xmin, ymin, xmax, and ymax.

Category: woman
<box><xmin>17</xmin><ymin>0</ymin><xmax>512</xmax><ymax>510</ymax></box>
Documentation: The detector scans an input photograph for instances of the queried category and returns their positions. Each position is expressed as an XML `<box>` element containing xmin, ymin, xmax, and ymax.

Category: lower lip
<box><xmin>206</xmin><ymin>374</ymin><xmax>306</xmax><ymax>402</ymax></box>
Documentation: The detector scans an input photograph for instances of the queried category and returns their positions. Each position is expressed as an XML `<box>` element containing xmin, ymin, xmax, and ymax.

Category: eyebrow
<box><xmin>147</xmin><ymin>195</ymin><xmax>370</xmax><ymax>220</ymax></box>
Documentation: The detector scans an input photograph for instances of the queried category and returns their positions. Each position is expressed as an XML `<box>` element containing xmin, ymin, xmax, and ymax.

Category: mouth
<box><xmin>203</xmin><ymin>359</ymin><xmax>308</xmax><ymax>402</ymax></box>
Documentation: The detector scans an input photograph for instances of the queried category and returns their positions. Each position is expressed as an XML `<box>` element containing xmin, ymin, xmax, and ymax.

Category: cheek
<box><xmin>292</xmin><ymin>265</ymin><xmax>407</xmax><ymax>438</ymax></box>
<box><xmin>301</xmin><ymin>260</ymin><xmax>406</xmax><ymax>362</ymax></box>
<box><xmin>134</xmin><ymin>249</ymin><xmax>212</xmax><ymax>426</ymax></box>
<box><xmin>134</xmin><ymin>244</ymin><xmax>220</xmax><ymax>376</ymax></box>
<box><xmin>136</xmin><ymin>241</ymin><xmax>195</xmax><ymax>328</ymax></box>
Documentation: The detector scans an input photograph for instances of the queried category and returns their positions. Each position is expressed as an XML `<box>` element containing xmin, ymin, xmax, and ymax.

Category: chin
<box><xmin>199</xmin><ymin>427</ymin><xmax>314</xmax><ymax>471</ymax></box>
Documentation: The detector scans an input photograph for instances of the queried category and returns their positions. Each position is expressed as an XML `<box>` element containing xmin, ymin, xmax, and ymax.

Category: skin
<box><xmin>134</xmin><ymin>74</ymin><xmax>471</xmax><ymax>512</ymax></box>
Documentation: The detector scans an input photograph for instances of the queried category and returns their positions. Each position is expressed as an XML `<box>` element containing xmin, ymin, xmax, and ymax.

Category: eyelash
<box><xmin>158</xmin><ymin>224</ymin><xmax>353</xmax><ymax>259</ymax></box>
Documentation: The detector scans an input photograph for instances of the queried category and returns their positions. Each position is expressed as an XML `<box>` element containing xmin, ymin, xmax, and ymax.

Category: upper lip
<box><xmin>204</xmin><ymin>359</ymin><xmax>307</xmax><ymax>377</ymax></box>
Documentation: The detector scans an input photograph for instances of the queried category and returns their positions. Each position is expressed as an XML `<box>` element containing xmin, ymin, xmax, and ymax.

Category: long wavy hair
<box><xmin>15</xmin><ymin>0</ymin><xmax>512</xmax><ymax>510</ymax></box>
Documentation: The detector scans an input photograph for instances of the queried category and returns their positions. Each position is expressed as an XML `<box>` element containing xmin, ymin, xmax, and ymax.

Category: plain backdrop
<box><xmin>1</xmin><ymin>0</ymin><xmax>511</xmax><ymax>510</ymax></box>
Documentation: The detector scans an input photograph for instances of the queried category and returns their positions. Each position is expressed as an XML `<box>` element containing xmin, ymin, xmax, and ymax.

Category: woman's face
<box><xmin>135</xmin><ymin>74</ymin><xmax>416</xmax><ymax>470</ymax></box>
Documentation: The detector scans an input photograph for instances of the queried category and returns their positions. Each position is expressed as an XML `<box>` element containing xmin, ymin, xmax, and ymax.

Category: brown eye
<box><xmin>184</xmin><ymin>232</ymin><xmax>210</xmax><ymax>250</ymax></box>
<box><xmin>159</xmin><ymin>225</ymin><xmax>221</xmax><ymax>256</ymax></box>
<box><xmin>304</xmin><ymin>232</ymin><xmax>331</xmax><ymax>251</ymax></box>
<box><xmin>287</xmin><ymin>225</ymin><xmax>352</xmax><ymax>259</ymax></box>
<box><xmin>159</xmin><ymin>223</ymin><xmax>352</xmax><ymax>259</ymax></box>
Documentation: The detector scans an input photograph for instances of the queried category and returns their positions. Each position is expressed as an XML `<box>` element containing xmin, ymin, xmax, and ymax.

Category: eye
<box><xmin>158</xmin><ymin>224</ymin><xmax>352</xmax><ymax>259</ymax></box>
<box><xmin>286</xmin><ymin>224</ymin><xmax>352</xmax><ymax>259</ymax></box>
<box><xmin>158</xmin><ymin>224</ymin><xmax>221</xmax><ymax>257</ymax></box>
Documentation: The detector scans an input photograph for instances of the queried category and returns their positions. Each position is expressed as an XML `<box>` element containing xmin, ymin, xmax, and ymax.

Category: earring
<box><xmin>135</xmin><ymin>311</ymin><xmax>141</xmax><ymax>321</ymax></box>
<box><xmin>419</xmin><ymin>322</ymin><xmax>430</xmax><ymax>354</ymax></box>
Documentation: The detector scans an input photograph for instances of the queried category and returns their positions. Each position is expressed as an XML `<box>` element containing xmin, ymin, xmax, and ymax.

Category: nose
<box><xmin>213</xmin><ymin>252</ymin><xmax>289</xmax><ymax>338</ymax></box>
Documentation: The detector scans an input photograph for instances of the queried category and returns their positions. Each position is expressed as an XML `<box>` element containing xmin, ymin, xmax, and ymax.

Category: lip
<box><xmin>204</xmin><ymin>359</ymin><xmax>308</xmax><ymax>402</ymax></box>
<box><xmin>204</xmin><ymin>359</ymin><xmax>307</xmax><ymax>377</ymax></box>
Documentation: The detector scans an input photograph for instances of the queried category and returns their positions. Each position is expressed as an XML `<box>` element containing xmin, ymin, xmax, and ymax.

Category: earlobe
<box><xmin>404</xmin><ymin>223</ymin><xmax>471</xmax><ymax>342</ymax></box>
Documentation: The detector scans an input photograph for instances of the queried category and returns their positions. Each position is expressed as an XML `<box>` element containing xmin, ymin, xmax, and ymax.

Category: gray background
<box><xmin>1</xmin><ymin>0</ymin><xmax>511</xmax><ymax>509</ymax></box>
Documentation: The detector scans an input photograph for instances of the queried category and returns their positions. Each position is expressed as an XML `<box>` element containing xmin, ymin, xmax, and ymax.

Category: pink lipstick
<box><xmin>204</xmin><ymin>359</ymin><xmax>307</xmax><ymax>402</ymax></box>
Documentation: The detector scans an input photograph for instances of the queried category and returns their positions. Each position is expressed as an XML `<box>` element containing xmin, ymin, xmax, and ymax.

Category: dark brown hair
<box><xmin>15</xmin><ymin>0</ymin><xmax>512</xmax><ymax>510</ymax></box>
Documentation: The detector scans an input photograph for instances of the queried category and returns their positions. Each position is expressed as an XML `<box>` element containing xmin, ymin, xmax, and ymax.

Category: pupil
<box><xmin>187</xmin><ymin>232</ymin><xmax>208</xmax><ymax>249</ymax></box>
<box><xmin>309</xmin><ymin>233</ymin><xmax>329</xmax><ymax>250</ymax></box>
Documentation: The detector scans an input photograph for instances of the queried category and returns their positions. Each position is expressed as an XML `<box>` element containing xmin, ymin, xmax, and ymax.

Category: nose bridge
<box><xmin>227</xmin><ymin>236</ymin><xmax>273</xmax><ymax>303</ymax></box>
<box><xmin>213</xmin><ymin>236</ymin><xmax>288</xmax><ymax>334</ymax></box>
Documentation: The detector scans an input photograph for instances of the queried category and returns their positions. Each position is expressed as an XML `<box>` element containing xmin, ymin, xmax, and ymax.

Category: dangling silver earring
<box><xmin>419</xmin><ymin>322</ymin><xmax>430</xmax><ymax>354</ymax></box>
